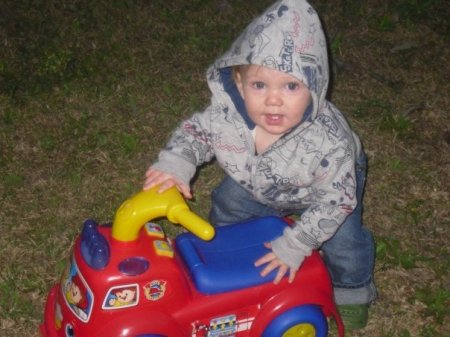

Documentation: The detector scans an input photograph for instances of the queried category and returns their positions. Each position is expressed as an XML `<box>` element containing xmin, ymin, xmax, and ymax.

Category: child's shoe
<box><xmin>338</xmin><ymin>303</ymin><xmax>369</xmax><ymax>330</ymax></box>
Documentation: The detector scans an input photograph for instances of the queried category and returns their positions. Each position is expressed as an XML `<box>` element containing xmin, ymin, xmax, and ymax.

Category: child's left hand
<box><xmin>254</xmin><ymin>242</ymin><xmax>297</xmax><ymax>284</ymax></box>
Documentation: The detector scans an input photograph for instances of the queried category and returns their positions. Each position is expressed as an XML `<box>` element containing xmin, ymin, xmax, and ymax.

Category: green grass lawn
<box><xmin>1</xmin><ymin>0</ymin><xmax>449</xmax><ymax>336</ymax></box>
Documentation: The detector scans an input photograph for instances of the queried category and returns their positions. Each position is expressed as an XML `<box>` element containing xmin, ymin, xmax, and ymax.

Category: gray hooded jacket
<box><xmin>152</xmin><ymin>0</ymin><xmax>362</xmax><ymax>270</ymax></box>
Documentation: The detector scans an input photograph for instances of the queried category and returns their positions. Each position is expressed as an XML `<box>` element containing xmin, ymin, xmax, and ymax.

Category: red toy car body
<box><xmin>40</xmin><ymin>187</ymin><xmax>344</xmax><ymax>337</ymax></box>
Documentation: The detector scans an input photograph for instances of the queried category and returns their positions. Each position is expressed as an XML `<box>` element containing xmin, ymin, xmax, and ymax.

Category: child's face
<box><xmin>235</xmin><ymin>65</ymin><xmax>311</xmax><ymax>136</ymax></box>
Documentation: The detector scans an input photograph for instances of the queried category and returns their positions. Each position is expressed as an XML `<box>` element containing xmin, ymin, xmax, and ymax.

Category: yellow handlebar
<box><xmin>112</xmin><ymin>186</ymin><xmax>215</xmax><ymax>242</ymax></box>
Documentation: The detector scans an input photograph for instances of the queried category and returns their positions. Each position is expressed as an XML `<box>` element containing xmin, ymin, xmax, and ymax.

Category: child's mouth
<box><xmin>265</xmin><ymin>114</ymin><xmax>283</xmax><ymax>125</ymax></box>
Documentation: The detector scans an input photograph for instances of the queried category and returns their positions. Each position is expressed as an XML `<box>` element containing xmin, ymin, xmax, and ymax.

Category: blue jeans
<box><xmin>209</xmin><ymin>153</ymin><xmax>377</xmax><ymax>305</ymax></box>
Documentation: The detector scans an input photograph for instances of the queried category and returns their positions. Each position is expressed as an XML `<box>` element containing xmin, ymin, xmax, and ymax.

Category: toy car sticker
<box><xmin>102</xmin><ymin>284</ymin><xmax>139</xmax><ymax>310</ymax></box>
<box><xmin>191</xmin><ymin>313</ymin><xmax>256</xmax><ymax>336</ymax></box>
<box><xmin>145</xmin><ymin>222</ymin><xmax>165</xmax><ymax>238</ymax></box>
<box><xmin>54</xmin><ymin>302</ymin><xmax>63</xmax><ymax>329</ymax></box>
<box><xmin>61</xmin><ymin>258</ymin><xmax>94</xmax><ymax>323</ymax></box>
<box><xmin>143</xmin><ymin>280</ymin><xmax>167</xmax><ymax>301</ymax></box>
<box><xmin>153</xmin><ymin>239</ymin><xmax>174</xmax><ymax>258</ymax></box>
<box><xmin>208</xmin><ymin>314</ymin><xmax>237</xmax><ymax>337</ymax></box>
<box><xmin>235</xmin><ymin>316</ymin><xmax>254</xmax><ymax>332</ymax></box>
<box><xmin>191</xmin><ymin>322</ymin><xmax>209</xmax><ymax>337</ymax></box>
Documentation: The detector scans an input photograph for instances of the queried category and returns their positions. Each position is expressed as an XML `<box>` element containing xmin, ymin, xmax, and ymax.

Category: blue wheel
<box><xmin>262</xmin><ymin>305</ymin><xmax>328</xmax><ymax>337</ymax></box>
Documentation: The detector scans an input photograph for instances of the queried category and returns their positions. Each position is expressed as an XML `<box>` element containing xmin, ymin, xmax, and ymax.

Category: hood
<box><xmin>207</xmin><ymin>0</ymin><xmax>329</xmax><ymax>129</ymax></box>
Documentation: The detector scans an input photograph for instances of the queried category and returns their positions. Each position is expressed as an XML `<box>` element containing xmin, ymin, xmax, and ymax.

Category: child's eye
<box><xmin>251</xmin><ymin>81</ymin><xmax>265</xmax><ymax>89</ymax></box>
<box><xmin>287</xmin><ymin>82</ymin><xmax>300</xmax><ymax>90</ymax></box>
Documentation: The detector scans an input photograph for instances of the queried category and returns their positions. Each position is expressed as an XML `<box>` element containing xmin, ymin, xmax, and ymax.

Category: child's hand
<box><xmin>254</xmin><ymin>242</ymin><xmax>297</xmax><ymax>284</ymax></box>
<box><xmin>143</xmin><ymin>168</ymin><xmax>193</xmax><ymax>199</ymax></box>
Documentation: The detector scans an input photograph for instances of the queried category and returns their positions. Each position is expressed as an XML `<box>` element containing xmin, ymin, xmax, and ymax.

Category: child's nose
<box><xmin>265</xmin><ymin>91</ymin><xmax>282</xmax><ymax>106</ymax></box>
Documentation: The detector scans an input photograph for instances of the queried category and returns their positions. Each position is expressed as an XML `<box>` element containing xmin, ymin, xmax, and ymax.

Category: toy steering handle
<box><xmin>112</xmin><ymin>186</ymin><xmax>215</xmax><ymax>242</ymax></box>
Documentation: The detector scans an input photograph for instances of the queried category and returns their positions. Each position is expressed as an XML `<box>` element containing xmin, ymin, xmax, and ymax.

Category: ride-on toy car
<box><xmin>40</xmin><ymin>186</ymin><xmax>344</xmax><ymax>337</ymax></box>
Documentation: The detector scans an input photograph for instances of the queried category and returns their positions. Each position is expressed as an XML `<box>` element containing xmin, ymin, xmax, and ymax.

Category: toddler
<box><xmin>144</xmin><ymin>0</ymin><xmax>376</xmax><ymax>329</ymax></box>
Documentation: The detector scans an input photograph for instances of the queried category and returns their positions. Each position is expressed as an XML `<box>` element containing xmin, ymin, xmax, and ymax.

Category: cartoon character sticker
<box><xmin>62</xmin><ymin>258</ymin><xmax>94</xmax><ymax>322</ymax></box>
<box><xmin>103</xmin><ymin>284</ymin><xmax>139</xmax><ymax>309</ymax></box>
<box><xmin>144</xmin><ymin>280</ymin><xmax>167</xmax><ymax>301</ymax></box>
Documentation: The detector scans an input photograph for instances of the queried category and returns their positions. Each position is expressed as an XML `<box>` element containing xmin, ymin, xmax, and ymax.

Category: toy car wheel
<box><xmin>261</xmin><ymin>305</ymin><xmax>327</xmax><ymax>337</ymax></box>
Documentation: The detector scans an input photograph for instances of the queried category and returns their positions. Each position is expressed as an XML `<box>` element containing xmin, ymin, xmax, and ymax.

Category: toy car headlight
<box><xmin>65</xmin><ymin>323</ymin><xmax>74</xmax><ymax>337</ymax></box>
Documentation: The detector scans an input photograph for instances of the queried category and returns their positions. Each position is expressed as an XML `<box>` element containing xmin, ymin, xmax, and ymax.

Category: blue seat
<box><xmin>176</xmin><ymin>216</ymin><xmax>288</xmax><ymax>294</ymax></box>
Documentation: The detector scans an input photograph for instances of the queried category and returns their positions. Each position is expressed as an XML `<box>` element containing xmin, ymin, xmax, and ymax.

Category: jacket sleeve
<box><xmin>271</xmin><ymin>145</ymin><xmax>358</xmax><ymax>270</ymax></box>
<box><xmin>151</xmin><ymin>106</ymin><xmax>216</xmax><ymax>186</ymax></box>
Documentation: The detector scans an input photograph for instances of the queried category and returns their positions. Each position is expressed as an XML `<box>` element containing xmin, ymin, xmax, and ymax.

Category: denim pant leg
<box><xmin>209</xmin><ymin>176</ymin><xmax>281</xmax><ymax>226</ymax></box>
<box><xmin>210</xmin><ymin>157</ymin><xmax>377</xmax><ymax>305</ymax></box>
<box><xmin>321</xmin><ymin>153</ymin><xmax>377</xmax><ymax>305</ymax></box>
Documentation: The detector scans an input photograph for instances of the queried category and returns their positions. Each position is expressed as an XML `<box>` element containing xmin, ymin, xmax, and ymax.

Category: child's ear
<box><xmin>233</xmin><ymin>70</ymin><xmax>245</xmax><ymax>98</ymax></box>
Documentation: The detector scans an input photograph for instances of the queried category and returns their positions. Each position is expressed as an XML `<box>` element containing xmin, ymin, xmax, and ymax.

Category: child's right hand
<box><xmin>143</xmin><ymin>168</ymin><xmax>193</xmax><ymax>199</ymax></box>
<box><xmin>255</xmin><ymin>242</ymin><xmax>298</xmax><ymax>284</ymax></box>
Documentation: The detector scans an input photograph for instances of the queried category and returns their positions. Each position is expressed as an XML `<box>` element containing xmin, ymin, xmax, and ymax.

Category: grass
<box><xmin>1</xmin><ymin>0</ymin><xmax>449</xmax><ymax>336</ymax></box>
